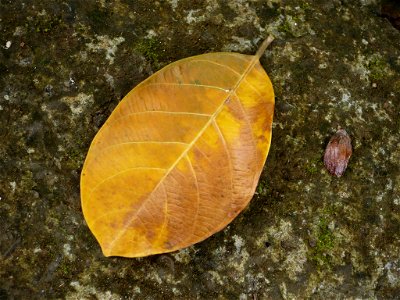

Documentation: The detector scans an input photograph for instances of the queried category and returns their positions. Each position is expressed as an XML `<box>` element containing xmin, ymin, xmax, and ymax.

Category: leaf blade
<box><xmin>81</xmin><ymin>51</ymin><xmax>274</xmax><ymax>257</ymax></box>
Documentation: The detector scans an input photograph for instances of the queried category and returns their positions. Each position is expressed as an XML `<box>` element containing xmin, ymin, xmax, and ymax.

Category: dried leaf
<box><xmin>81</xmin><ymin>36</ymin><xmax>275</xmax><ymax>257</ymax></box>
<box><xmin>323</xmin><ymin>129</ymin><xmax>352</xmax><ymax>177</ymax></box>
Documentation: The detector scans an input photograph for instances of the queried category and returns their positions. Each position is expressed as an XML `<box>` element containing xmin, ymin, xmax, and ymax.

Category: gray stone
<box><xmin>0</xmin><ymin>0</ymin><xmax>399</xmax><ymax>298</ymax></box>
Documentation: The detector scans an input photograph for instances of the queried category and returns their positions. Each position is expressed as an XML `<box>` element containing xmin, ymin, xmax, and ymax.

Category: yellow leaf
<box><xmin>81</xmin><ymin>36</ymin><xmax>275</xmax><ymax>257</ymax></box>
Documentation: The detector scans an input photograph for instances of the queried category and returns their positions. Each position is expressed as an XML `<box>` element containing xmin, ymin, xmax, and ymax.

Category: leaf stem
<box><xmin>255</xmin><ymin>35</ymin><xmax>275</xmax><ymax>59</ymax></box>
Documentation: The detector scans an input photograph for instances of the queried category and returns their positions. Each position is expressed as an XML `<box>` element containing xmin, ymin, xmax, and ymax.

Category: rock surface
<box><xmin>1</xmin><ymin>0</ymin><xmax>399</xmax><ymax>299</ymax></box>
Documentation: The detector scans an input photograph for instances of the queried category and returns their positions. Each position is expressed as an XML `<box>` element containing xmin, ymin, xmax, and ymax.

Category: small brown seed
<box><xmin>323</xmin><ymin>129</ymin><xmax>352</xmax><ymax>177</ymax></box>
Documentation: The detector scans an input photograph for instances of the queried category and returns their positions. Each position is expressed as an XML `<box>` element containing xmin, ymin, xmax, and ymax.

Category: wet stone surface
<box><xmin>1</xmin><ymin>0</ymin><xmax>399</xmax><ymax>299</ymax></box>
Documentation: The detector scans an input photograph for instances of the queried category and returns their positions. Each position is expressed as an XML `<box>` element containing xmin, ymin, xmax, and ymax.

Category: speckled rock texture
<box><xmin>1</xmin><ymin>0</ymin><xmax>399</xmax><ymax>299</ymax></box>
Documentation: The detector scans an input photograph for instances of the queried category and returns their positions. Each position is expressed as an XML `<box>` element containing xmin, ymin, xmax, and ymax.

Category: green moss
<box><xmin>368</xmin><ymin>56</ymin><xmax>389</xmax><ymax>80</ymax></box>
<box><xmin>300</xmin><ymin>2</ymin><xmax>311</xmax><ymax>11</ymax></box>
<box><xmin>305</xmin><ymin>155</ymin><xmax>323</xmax><ymax>175</ymax></box>
<box><xmin>32</xmin><ymin>73</ymin><xmax>54</xmax><ymax>91</ymax></box>
<box><xmin>256</xmin><ymin>179</ymin><xmax>270</xmax><ymax>196</ymax></box>
<box><xmin>278</xmin><ymin>20</ymin><xmax>292</xmax><ymax>35</ymax></box>
<box><xmin>309</xmin><ymin>216</ymin><xmax>335</xmax><ymax>267</ymax></box>
<box><xmin>20</xmin><ymin>170</ymin><xmax>36</xmax><ymax>191</ymax></box>
<box><xmin>58</xmin><ymin>260</ymin><xmax>72</xmax><ymax>276</ymax></box>
<box><xmin>135</xmin><ymin>38</ymin><xmax>163</xmax><ymax>68</ymax></box>
<box><xmin>277</xmin><ymin>15</ymin><xmax>303</xmax><ymax>37</ymax></box>
<box><xmin>65</xmin><ymin>151</ymin><xmax>84</xmax><ymax>169</ymax></box>
<box><xmin>62</xmin><ymin>133</ymin><xmax>89</xmax><ymax>171</ymax></box>
<box><xmin>32</xmin><ymin>15</ymin><xmax>63</xmax><ymax>34</ymax></box>
<box><xmin>305</xmin><ymin>160</ymin><xmax>318</xmax><ymax>174</ymax></box>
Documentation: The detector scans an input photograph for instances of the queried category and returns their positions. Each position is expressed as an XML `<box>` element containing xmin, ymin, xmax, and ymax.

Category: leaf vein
<box><xmin>144</xmin><ymin>82</ymin><xmax>230</xmax><ymax>93</ymax></box>
<box><xmin>114</xmin><ymin>110</ymin><xmax>212</xmax><ymax>121</ymax></box>
<box><xmin>182</xmin><ymin>155</ymin><xmax>200</xmax><ymax>244</ymax></box>
<box><xmin>192</xmin><ymin>59</ymin><xmax>263</xmax><ymax>96</ymax></box>
<box><xmin>88</xmin><ymin>167</ymin><xmax>166</xmax><ymax>199</ymax></box>
<box><xmin>212</xmin><ymin>120</ymin><xmax>234</xmax><ymax>213</ymax></box>
<box><xmin>153</xmin><ymin>183</ymin><xmax>168</xmax><ymax>248</ymax></box>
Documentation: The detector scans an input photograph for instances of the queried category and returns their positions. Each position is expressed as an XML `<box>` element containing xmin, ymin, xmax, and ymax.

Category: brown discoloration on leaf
<box><xmin>323</xmin><ymin>129</ymin><xmax>352</xmax><ymax>177</ymax></box>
